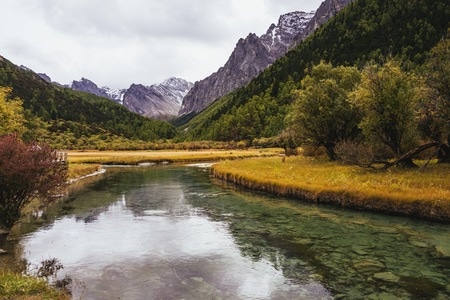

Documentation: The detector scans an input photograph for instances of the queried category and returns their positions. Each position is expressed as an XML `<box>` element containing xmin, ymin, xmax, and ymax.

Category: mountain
<box><xmin>181</xmin><ymin>0</ymin><xmax>449</xmax><ymax>141</ymax></box>
<box><xmin>71</xmin><ymin>78</ymin><xmax>125</xmax><ymax>104</ymax></box>
<box><xmin>123</xmin><ymin>78</ymin><xmax>193</xmax><ymax>120</ymax></box>
<box><xmin>70</xmin><ymin>77</ymin><xmax>192</xmax><ymax>119</ymax></box>
<box><xmin>293</xmin><ymin>0</ymin><xmax>353</xmax><ymax>45</ymax></box>
<box><xmin>177</xmin><ymin>10</ymin><xmax>315</xmax><ymax>119</ymax></box>
<box><xmin>178</xmin><ymin>0</ymin><xmax>354</xmax><ymax>121</ymax></box>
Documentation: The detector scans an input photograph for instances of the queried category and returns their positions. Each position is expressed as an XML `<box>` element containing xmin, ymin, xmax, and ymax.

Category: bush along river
<box><xmin>3</xmin><ymin>165</ymin><xmax>450</xmax><ymax>299</ymax></box>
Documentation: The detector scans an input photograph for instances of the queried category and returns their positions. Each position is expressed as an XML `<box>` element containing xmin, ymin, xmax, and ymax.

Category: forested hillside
<box><xmin>181</xmin><ymin>0</ymin><xmax>449</xmax><ymax>142</ymax></box>
<box><xmin>0</xmin><ymin>56</ymin><xmax>176</xmax><ymax>148</ymax></box>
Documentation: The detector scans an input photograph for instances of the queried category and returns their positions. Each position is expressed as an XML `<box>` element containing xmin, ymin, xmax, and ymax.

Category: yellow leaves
<box><xmin>0</xmin><ymin>87</ymin><xmax>26</xmax><ymax>137</ymax></box>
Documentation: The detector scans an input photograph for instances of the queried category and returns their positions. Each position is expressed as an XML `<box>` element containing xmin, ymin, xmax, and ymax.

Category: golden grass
<box><xmin>67</xmin><ymin>148</ymin><xmax>281</xmax><ymax>165</ymax></box>
<box><xmin>212</xmin><ymin>156</ymin><xmax>450</xmax><ymax>221</ymax></box>
<box><xmin>68</xmin><ymin>163</ymin><xmax>102</xmax><ymax>180</ymax></box>
<box><xmin>0</xmin><ymin>271</ymin><xmax>70</xmax><ymax>300</ymax></box>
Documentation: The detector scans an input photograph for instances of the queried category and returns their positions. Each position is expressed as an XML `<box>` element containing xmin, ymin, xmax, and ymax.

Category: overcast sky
<box><xmin>1</xmin><ymin>0</ymin><xmax>323</xmax><ymax>89</ymax></box>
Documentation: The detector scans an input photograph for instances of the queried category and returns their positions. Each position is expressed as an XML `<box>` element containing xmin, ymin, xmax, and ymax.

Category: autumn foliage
<box><xmin>0</xmin><ymin>135</ymin><xmax>68</xmax><ymax>230</ymax></box>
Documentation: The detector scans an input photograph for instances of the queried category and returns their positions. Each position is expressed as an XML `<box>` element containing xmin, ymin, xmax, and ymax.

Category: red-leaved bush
<box><xmin>0</xmin><ymin>135</ymin><xmax>68</xmax><ymax>230</ymax></box>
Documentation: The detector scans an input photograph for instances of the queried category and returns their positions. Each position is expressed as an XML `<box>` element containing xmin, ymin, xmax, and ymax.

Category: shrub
<box><xmin>0</xmin><ymin>135</ymin><xmax>68</xmax><ymax>231</ymax></box>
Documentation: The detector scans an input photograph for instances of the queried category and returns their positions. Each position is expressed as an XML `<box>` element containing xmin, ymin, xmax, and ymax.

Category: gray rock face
<box><xmin>37</xmin><ymin>73</ymin><xmax>52</xmax><ymax>83</ymax></box>
<box><xmin>294</xmin><ymin>0</ymin><xmax>353</xmax><ymax>45</ymax></box>
<box><xmin>71</xmin><ymin>78</ymin><xmax>126</xmax><ymax>104</ymax></box>
<box><xmin>178</xmin><ymin>11</ymin><xmax>314</xmax><ymax>117</ymax></box>
<box><xmin>179</xmin><ymin>0</ymin><xmax>353</xmax><ymax>118</ymax></box>
<box><xmin>70</xmin><ymin>77</ymin><xmax>192</xmax><ymax>119</ymax></box>
<box><xmin>71</xmin><ymin>78</ymin><xmax>111</xmax><ymax>99</ymax></box>
<box><xmin>123</xmin><ymin>78</ymin><xmax>193</xmax><ymax>120</ymax></box>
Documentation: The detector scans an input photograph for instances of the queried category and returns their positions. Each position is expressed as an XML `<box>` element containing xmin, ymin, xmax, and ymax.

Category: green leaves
<box><xmin>0</xmin><ymin>87</ymin><xmax>26</xmax><ymax>137</ymax></box>
<box><xmin>287</xmin><ymin>61</ymin><xmax>362</xmax><ymax>160</ymax></box>
<box><xmin>351</xmin><ymin>59</ymin><xmax>420</xmax><ymax>156</ymax></box>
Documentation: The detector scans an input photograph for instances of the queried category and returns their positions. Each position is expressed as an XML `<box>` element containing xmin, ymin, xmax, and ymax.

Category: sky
<box><xmin>1</xmin><ymin>0</ymin><xmax>323</xmax><ymax>89</ymax></box>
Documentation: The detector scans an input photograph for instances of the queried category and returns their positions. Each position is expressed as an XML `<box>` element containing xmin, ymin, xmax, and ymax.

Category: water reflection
<box><xmin>13</xmin><ymin>166</ymin><xmax>450</xmax><ymax>299</ymax></box>
<box><xmin>19</xmin><ymin>167</ymin><xmax>331</xmax><ymax>299</ymax></box>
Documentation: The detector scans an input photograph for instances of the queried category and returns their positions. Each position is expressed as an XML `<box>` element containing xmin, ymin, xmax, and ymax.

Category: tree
<box><xmin>0</xmin><ymin>87</ymin><xmax>26</xmax><ymax>137</ymax></box>
<box><xmin>287</xmin><ymin>61</ymin><xmax>362</xmax><ymax>160</ymax></box>
<box><xmin>418</xmin><ymin>31</ymin><xmax>450</xmax><ymax>162</ymax></box>
<box><xmin>351</xmin><ymin>59</ymin><xmax>420</xmax><ymax>161</ymax></box>
<box><xmin>0</xmin><ymin>135</ymin><xmax>68</xmax><ymax>233</ymax></box>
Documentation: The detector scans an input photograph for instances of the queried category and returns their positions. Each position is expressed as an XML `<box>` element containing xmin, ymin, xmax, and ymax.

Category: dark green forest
<box><xmin>0</xmin><ymin>56</ymin><xmax>176</xmax><ymax>148</ymax></box>
<box><xmin>179</xmin><ymin>0</ymin><xmax>449</xmax><ymax>142</ymax></box>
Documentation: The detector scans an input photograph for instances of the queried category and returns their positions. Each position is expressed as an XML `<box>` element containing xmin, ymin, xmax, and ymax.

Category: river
<box><xmin>4</xmin><ymin>165</ymin><xmax>450</xmax><ymax>299</ymax></box>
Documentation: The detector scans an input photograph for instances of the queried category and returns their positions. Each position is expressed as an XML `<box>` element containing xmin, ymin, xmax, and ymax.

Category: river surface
<box><xmin>4</xmin><ymin>165</ymin><xmax>450</xmax><ymax>299</ymax></box>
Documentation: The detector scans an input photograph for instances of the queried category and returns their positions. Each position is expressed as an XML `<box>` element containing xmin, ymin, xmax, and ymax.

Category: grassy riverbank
<box><xmin>212</xmin><ymin>156</ymin><xmax>450</xmax><ymax>221</ymax></box>
<box><xmin>66</xmin><ymin>149</ymin><xmax>281</xmax><ymax>165</ymax></box>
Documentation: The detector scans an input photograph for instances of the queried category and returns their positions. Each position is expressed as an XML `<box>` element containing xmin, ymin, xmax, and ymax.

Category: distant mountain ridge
<box><xmin>71</xmin><ymin>78</ymin><xmax>125</xmax><ymax>103</ymax></box>
<box><xmin>178</xmin><ymin>10</ymin><xmax>315</xmax><ymax>118</ymax></box>
<box><xmin>70</xmin><ymin>77</ymin><xmax>192</xmax><ymax>119</ymax></box>
<box><xmin>123</xmin><ymin>78</ymin><xmax>193</xmax><ymax>120</ymax></box>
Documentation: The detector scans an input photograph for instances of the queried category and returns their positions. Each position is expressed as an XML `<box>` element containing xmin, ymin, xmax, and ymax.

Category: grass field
<box><xmin>67</xmin><ymin>148</ymin><xmax>282</xmax><ymax>165</ymax></box>
<box><xmin>212</xmin><ymin>156</ymin><xmax>450</xmax><ymax>221</ymax></box>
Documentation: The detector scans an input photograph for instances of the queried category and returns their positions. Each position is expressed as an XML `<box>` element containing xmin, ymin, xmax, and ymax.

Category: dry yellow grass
<box><xmin>67</xmin><ymin>149</ymin><xmax>281</xmax><ymax>165</ymax></box>
<box><xmin>68</xmin><ymin>163</ymin><xmax>102</xmax><ymax>180</ymax></box>
<box><xmin>212</xmin><ymin>156</ymin><xmax>450</xmax><ymax>221</ymax></box>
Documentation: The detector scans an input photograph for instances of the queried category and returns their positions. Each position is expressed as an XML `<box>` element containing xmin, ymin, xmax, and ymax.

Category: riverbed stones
<box><xmin>373</xmin><ymin>272</ymin><xmax>400</xmax><ymax>283</ymax></box>
<box><xmin>353</xmin><ymin>259</ymin><xmax>385</xmax><ymax>273</ymax></box>
<box><xmin>435</xmin><ymin>245</ymin><xmax>450</xmax><ymax>258</ymax></box>
<box><xmin>352</xmin><ymin>246</ymin><xmax>369</xmax><ymax>255</ymax></box>
<box><xmin>408</xmin><ymin>239</ymin><xmax>428</xmax><ymax>248</ymax></box>
<box><xmin>367</xmin><ymin>292</ymin><xmax>403</xmax><ymax>300</ymax></box>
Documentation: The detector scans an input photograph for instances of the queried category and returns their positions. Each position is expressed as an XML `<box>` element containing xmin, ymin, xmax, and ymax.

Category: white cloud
<box><xmin>0</xmin><ymin>0</ymin><xmax>323</xmax><ymax>89</ymax></box>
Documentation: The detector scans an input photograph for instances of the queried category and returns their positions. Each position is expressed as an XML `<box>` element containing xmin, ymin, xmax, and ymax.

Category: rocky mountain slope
<box><xmin>123</xmin><ymin>78</ymin><xmax>193</xmax><ymax>120</ymax></box>
<box><xmin>70</xmin><ymin>77</ymin><xmax>192</xmax><ymax>119</ymax></box>
<box><xmin>294</xmin><ymin>0</ymin><xmax>353</xmax><ymax>45</ymax></box>
<box><xmin>71</xmin><ymin>78</ymin><xmax>125</xmax><ymax>104</ymax></box>
<box><xmin>178</xmin><ymin>0</ymin><xmax>353</xmax><ymax>119</ymax></box>
<box><xmin>178</xmin><ymin>11</ymin><xmax>314</xmax><ymax>118</ymax></box>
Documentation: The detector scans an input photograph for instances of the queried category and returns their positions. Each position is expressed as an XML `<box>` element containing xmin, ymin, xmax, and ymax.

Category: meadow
<box><xmin>211</xmin><ymin>156</ymin><xmax>450</xmax><ymax>221</ymax></box>
<box><xmin>66</xmin><ymin>148</ymin><xmax>281</xmax><ymax>165</ymax></box>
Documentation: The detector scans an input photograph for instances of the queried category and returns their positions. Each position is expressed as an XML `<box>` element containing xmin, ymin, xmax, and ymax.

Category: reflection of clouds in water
<box><xmin>21</xmin><ymin>196</ymin><xmax>331</xmax><ymax>299</ymax></box>
<box><xmin>124</xmin><ymin>182</ymin><xmax>197</xmax><ymax>217</ymax></box>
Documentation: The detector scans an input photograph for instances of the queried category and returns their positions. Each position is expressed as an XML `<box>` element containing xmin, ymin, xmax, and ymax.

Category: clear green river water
<box><xmin>3</xmin><ymin>165</ymin><xmax>450</xmax><ymax>299</ymax></box>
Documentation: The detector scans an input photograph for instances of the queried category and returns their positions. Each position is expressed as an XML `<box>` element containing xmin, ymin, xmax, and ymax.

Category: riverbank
<box><xmin>67</xmin><ymin>149</ymin><xmax>280</xmax><ymax>165</ymax></box>
<box><xmin>211</xmin><ymin>156</ymin><xmax>450</xmax><ymax>222</ymax></box>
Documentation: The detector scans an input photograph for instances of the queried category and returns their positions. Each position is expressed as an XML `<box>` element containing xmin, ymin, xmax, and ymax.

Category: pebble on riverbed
<box><xmin>373</xmin><ymin>272</ymin><xmax>400</xmax><ymax>283</ymax></box>
<box><xmin>353</xmin><ymin>259</ymin><xmax>385</xmax><ymax>273</ymax></box>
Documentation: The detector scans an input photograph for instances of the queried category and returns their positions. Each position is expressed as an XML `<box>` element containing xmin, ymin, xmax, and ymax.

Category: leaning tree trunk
<box><xmin>383</xmin><ymin>141</ymin><xmax>440</xmax><ymax>169</ymax></box>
